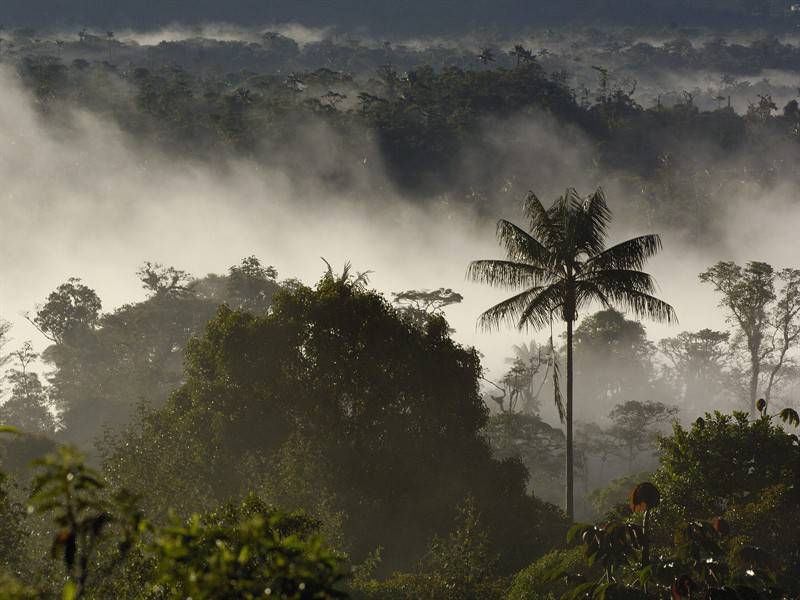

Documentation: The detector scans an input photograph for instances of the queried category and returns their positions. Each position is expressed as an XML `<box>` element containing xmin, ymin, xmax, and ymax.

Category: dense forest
<box><xmin>1</xmin><ymin>11</ymin><xmax>800</xmax><ymax>600</ymax></box>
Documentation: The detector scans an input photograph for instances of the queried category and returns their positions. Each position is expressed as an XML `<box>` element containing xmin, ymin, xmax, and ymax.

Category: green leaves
<box><xmin>28</xmin><ymin>446</ymin><xmax>145</xmax><ymax>598</ymax></box>
<box><xmin>151</xmin><ymin>500</ymin><xmax>347</xmax><ymax>600</ymax></box>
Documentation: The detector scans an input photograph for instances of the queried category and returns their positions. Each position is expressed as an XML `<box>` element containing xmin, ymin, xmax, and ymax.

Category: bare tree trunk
<box><xmin>566</xmin><ymin>319</ymin><xmax>574</xmax><ymax>521</ymax></box>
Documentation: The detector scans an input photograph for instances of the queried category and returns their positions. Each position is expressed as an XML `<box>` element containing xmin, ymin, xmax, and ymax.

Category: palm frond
<box><xmin>476</xmin><ymin>285</ymin><xmax>558</xmax><ymax>332</ymax></box>
<box><xmin>517</xmin><ymin>283</ymin><xmax>565</xmax><ymax>329</ymax></box>
<box><xmin>523</xmin><ymin>191</ymin><xmax>561</xmax><ymax>247</ymax></box>
<box><xmin>573</xmin><ymin>188</ymin><xmax>611</xmax><ymax>256</ymax></box>
<box><xmin>585</xmin><ymin>234</ymin><xmax>663</xmax><ymax>271</ymax></box>
<box><xmin>467</xmin><ymin>260</ymin><xmax>550</xmax><ymax>289</ymax></box>
<box><xmin>496</xmin><ymin>220</ymin><xmax>554</xmax><ymax>266</ymax></box>
<box><xmin>552</xmin><ymin>350</ymin><xmax>565</xmax><ymax>424</ymax></box>
<box><xmin>602</xmin><ymin>289</ymin><xmax>677</xmax><ymax>323</ymax></box>
<box><xmin>573</xmin><ymin>279</ymin><xmax>614</xmax><ymax>315</ymax></box>
<box><xmin>582</xmin><ymin>269</ymin><xmax>659</xmax><ymax>295</ymax></box>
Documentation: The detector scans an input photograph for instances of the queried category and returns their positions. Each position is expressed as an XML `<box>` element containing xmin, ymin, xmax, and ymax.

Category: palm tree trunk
<box><xmin>565</xmin><ymin>318</ymin><xmax>574</xmax><ymax>521</ymax></box>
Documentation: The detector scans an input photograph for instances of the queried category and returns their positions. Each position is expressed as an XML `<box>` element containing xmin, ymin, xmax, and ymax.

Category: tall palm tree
<box><xmin>467</xmin><ymin>188</ymin><xmax>675</xmax><ymax>519</ymax></box>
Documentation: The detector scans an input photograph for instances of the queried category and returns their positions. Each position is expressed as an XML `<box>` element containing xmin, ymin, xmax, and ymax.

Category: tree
<box><xmin>497</xmin><ymin>356</ymin><xmax>541</xmax><ymax>415</ymax></box>
<box><xmin>699</xmin><ymin>262</ymin><xmax>800</xmax><ymax>411</ymax></box>
<box><xmin>468</xmin><ymin>188</ymin><xmax>675</xmax><ymax>519</ymax></box>
<box><xmin>224</xmin><ymin>256</ymin><xmax>279</xmax><ymax>313</ymax></box>
<box><xmin>574</xmin><ymin>422</ymin><xmax>618</xmax><ymax>491</ymax></box>
<box><xmin>607</xmin><ymin>400</ymin><xmax>678</xmax><ymax>472</ymax></box>
<box><xmin>150</xmin><ymin>496</ymin><xmax>346</xmax><ymax>600</ymax></box>
<box><xmin>31</xmin><ymin>278</ymin><xmax>101</xmax><ymax>345</ymax></box>
<box><xmin>351</xmin><ymin>497</ymin><xmax>506</xmax><ymax>600</ymax></box>
<box><xmin>0</xmin><ymin>320</ymin><xmax>10</xmax><ymax>401</ymax></box>
<box><xmin>488</xmin><ymin>341</ymin><xmax>551</xmax><ymax>415</ymax></box>
<box><xmin>653</xmin><ymin>409</ymin><xmax>800</xmax><ymax>587</ymax></box>
<box><xmin>136</xmin><ymin>262</ymin><xmax>193</xmax><ymax>298</ymax></box>
<box><xmin>38</xmin><ymin>259</ymin><xmax>280</xmax><ymax>447</ymax></box>
<box><xmin>572</xmin><ymin>309</ymin><xmax>658</xmax><ymax>416</ymax></box>
<box><xmin>28</xmin><ymin>446</ymin><xmax>144</xmax><ymax>600</ymax></box>
<box><xmin>484</xmin><ymin>412</ymin><xmax>564</xmax><ymax>504</ymax></box>
<box><xmin>509</xmin><ymin>44</ymin><xmax>533</xmax><ymax>67</ymax></box>
<box><xmin>477</xmin><ymin>48</ymin><xmax>495</xmax><ymax>66</ymax></box>
<box><xmin>1</xmin><ymin>342</ymin><xmax>56</xmax><ymax>434</ymax></box>
<box><xmin>0</xmin><ymin>320</ymin><xmax>11</xmax><ymax>376</ymax></box>
<box><xmin>763</xmin><ymin>268</ymin><xmax>800</xmax><ymax>403</ymax></box>
<box><xmin>102</xmin><ymin>270</ymin><xmax>564</xmax><ymax>572</ymax></box>
<box><xmin>659</xmin><ymin>329</ymin><xmax>732</xmax><ymax>413</ymax></box>
<box><xmin>700</xmin><ymin>261</ymin><xmax>774</xmax><ymax>412</ymax></box>
<box><xmin>391</xmin><ymin>288</ymin><xmax>463</xmax><ymax>330</ymax></box>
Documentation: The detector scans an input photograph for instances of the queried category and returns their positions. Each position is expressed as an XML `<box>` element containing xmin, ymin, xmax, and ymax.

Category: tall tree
<box><xmin>31</xmin><ymin>278</ymin><xmax>101</xmax><ymax>345</ymax></box>
<box><xmin>763</xmin><ymin>268</ymin><xmax>800</xmax><ymax>403</ymax></box>
<box><xmin>392</xmin><ymin>288</ymin><xmax>463</xmax><ymax>330</ymax></box>
<box><xmin>699</xmin><ymin>261</ymin><xmax>775</xmax><ymax>412</ymax></box>
<box><xmin>137</xmin><ymin>262</ymin><xmax>193</xmax><ymax>299</ymax></box>
<box><xmin>659</xmin><ymin>328</ymin><xmax>732</xmax><ymax>413</ymax></box>
<box><xmin>0</xmin><ymin>320</ymin><xmax>11</xmax><ymax>386</ymax></box>
<box><xmin>102</xmin><ymin>270</ymin><xmax>565</xmax><ymax>571</ymax></box>
<box><xmin>468</xmin><ymin>188</ymin><xmax>675</xmax><ymax>519</ymax></box>
<box><xmin>1</xmin><ymin>342</ymin><xmax>56</xmax><ymax>434</ymax></box>
<box><xmin>225</xmin><ymin>256</ymin><xmax>279</xmax><ymax>313</ymax></box>
<box><xmin>607</xmin><ymin>400</ymin><xmax>678</xmax><ymax>472</ymax></box>
<box><xmin>572</xmin><ymin>309</ymin><xmax>657</xmax><ymax>416</ymax></box>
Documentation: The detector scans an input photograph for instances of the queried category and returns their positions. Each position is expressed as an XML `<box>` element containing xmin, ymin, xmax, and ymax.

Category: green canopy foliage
<box><xmin>36</xmin><ymin>257</ymin><xmax>280</xmax><ymax>447</ymax></box>
<box><xmin>102</xmin><ymin>271</ymin><xmax>565</xmax><ymax>572</ymax></box>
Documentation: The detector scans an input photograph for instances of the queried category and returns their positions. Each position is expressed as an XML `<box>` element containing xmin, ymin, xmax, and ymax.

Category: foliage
<box><xmin>0</xmin><ymin>571</ymin><xmax>37</xmax><ymax>600</ymax></box>
<box><xmin>391</xmin><ymin>288</ymin><xmax>463</xmax><ymax>331</ymax></box>
<box><xmin>572</xmin><ymin>310</ymin><xmax>664</xmax><ymax>418</ymax></box>
<box><xmin>652</xmin><ymin>410</ymin><xmax>800</xmax><ymax>586</ymax></box>
<box><xmin>697</xmin><ymin>261</ymin><xmax>800</xmax><ymax>411</ymax></box>
<box><xmin>653</xmin><ymin>411</ymin><xmax>800</xmax><ymax>529</ymax></box>
<box><xmin>28</xmin><ymin>446</ymin><xmax>145</xmax><ymax>598</ymax></box>
<box><xmin>150</xmin><ymin>496</ymin><xmax>347</xmax><ymax>600</ymax></box>
<box><xmin>484</xmin><ymin>412</ymin><xmax>564</xmax><ymax>505</ymax></box>
<box><xmin>659</xmin><ymin>329</ymin><xmax>733</xmax><ymax>413</ymax></box>
<box><xmin>102</xmin><ymin>271</ymin><xmax>565</xmax><ymax>571</ymax></box>
<box><xmin>351</xmin><ymin>498</ymin><xmax>507</xmax><ymax>600</ymax></box>
<box><xmin>506</xmin><ymin>547</ymin><xmax>596</xmax><ymax>600</ymax></box>
<box><xmin>1</xmin><ymin>342</ymin><xmax>56</xmax><ymax>435</ymax></box>
<box><xmin>556</xmin><ymin>480</ymin><xmax>794</xmax><ymax>598</ymax></box>
<box><xmin>31</xmin><ymin>279</ymin><xmax>101</xmax><ymax>345</ymax></box>
<box><xmin>607</xmin><ymin>401</ymin><xmax>678</xmax><ymax>471</ymax></box>
<box><xmin>37</xmin><ymin>257</ymin><xmax>280</xmax><ymax>447</ymax></box>
<box><xmin>0</xmin><ymin>442</ymin><xmax>350</xmax><ymax>599</ymax></box>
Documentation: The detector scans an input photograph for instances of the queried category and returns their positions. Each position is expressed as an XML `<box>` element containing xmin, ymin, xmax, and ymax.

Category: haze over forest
<box><xmin>0</xmin><ymin>1</ymin><xmax>799</xmax><ymax>599</ymax></box>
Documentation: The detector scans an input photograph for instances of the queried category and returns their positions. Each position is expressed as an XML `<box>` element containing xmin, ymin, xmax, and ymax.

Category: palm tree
<box><xmin>477</xmin><ymin>47</ymin><xmax>496</xmax><ymax>66</ymax></box>
<box><xmin>467</xmin><ymin>188</ymin><xmax>675</xmax><ymax>519</ymax></box>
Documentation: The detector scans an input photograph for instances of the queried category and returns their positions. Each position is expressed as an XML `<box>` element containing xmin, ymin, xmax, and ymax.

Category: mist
<box><xmin>4</xmin><ymin>59</ymin><xmax>800</xmax><ymax>412</ymax></box>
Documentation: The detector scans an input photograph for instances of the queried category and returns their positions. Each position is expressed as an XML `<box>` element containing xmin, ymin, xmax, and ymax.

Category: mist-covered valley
<box><xmin>0</xmin><ymin>9</ymin><xmax>800</xmax><ymax>600</ymax></box>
